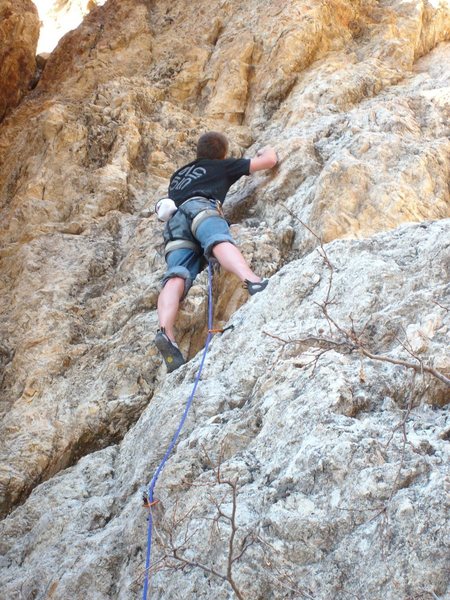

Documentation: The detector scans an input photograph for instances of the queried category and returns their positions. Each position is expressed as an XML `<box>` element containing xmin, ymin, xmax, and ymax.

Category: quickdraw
<box><xmin>142</xmin><ymin>491</ymin><xmax>159</xmax><ymax>509</ymax></box>
<box><xmin>208</xmin><ymin>324</ymin><xmax>234</xmax><ymax>334</ymax></box>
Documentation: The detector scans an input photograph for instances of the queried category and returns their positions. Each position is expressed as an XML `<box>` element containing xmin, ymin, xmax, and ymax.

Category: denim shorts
<box><xmin>162</xmin><ymin>215</ymin><xmax>235</xmax><ymax>296</ymax></box>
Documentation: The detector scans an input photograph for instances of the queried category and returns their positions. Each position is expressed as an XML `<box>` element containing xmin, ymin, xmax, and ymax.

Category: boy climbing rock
<box><xmin>155</xmin><ymin>131</ymin><xmax>278</xmax><ymax>372</ymax></box>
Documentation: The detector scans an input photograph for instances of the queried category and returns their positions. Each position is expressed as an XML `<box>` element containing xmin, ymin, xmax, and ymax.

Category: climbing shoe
<box><xmin>244</xmin><ymin>278</ymin><xmax>269</xmax><ymax>296</ymax></box>
<box><xmin>154</xmin><ymin>330</ymin><xmax>185</xmax><ymax>373</ymax></box>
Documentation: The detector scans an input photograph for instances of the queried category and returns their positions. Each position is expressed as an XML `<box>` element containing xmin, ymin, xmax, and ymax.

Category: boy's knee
<box><xmin>162</xmin><ymin>266</ymin><xmax>193</xmax><ymax>299</ymax></box>
<box><xmin>204</xmin><ymin>235</ymin><xmax>236</xmax><ymax>259</ymax></box>
<box><xmin>195</xmin><ymin>215</ymin><xmax>236</xmax><ymax>259</ymax></box>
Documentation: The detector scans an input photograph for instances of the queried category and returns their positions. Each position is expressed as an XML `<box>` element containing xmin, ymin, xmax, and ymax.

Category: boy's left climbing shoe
<box><xmin>244</xmin><ymin>278</ymin><xmax>269</xmax><ymax>296</ymax></box>
<box><xmin>154</xmin><ymin>330</ymin><xmax>186</xmax><ymax>373</ymax></box>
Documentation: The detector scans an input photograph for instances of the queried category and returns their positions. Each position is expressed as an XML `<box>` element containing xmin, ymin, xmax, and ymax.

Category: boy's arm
<box><xmin>249</xmin><ymin>146</ymin><xmax>278</xmax><ymax>173</ymax></box>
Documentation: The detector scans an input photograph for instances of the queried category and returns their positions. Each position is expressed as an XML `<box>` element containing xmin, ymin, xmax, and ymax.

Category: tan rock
<box><xmin>204</xmin><ymin>33</ymin><xmax>255</xmax><ymax>122</ymax></box>
<box><xmin>0</xmin><ymin>0</ymin><xmax>39</xmax><ymax>120</ymax></box>
<box><xmin>37</xmin><ymin>0</ymin><xmax>152</xmax><ymax>98</ymax></box>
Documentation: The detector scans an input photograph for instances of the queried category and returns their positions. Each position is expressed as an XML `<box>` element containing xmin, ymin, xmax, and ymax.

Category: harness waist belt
<box><xmin>178</xmin><ymin>195</ymin><xmax>211</xmax><ymax>208</ymax></box>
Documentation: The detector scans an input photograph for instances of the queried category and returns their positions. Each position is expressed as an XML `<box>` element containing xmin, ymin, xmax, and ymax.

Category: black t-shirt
<box><xmin>168</xmin><ymin>158</ymin><xmax>251</xmax><ymax>206</ymax></box>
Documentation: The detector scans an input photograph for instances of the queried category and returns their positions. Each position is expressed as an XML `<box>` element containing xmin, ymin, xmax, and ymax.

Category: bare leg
<box><xmin>157</xmin><ymin>277</ymin><xmax>185</xmax><ymax>342</ymax></box>
<box><xmin>212</xmin><ymin>242</ymin><xmax>261</xmax><ymax>282</ymax></box>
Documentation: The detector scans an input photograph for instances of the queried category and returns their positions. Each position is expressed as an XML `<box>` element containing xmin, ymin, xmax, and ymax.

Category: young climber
<box><xmin>155</xmin><ymin>131</ymin><xmax>278</xmax><ymax>372</ymax></box>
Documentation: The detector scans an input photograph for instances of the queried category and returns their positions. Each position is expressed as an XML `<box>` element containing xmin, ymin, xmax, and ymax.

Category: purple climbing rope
<box><xmin>142</xmin><ymin>262</ymin><xmax>215</xmax><ymax>600</ymax></box>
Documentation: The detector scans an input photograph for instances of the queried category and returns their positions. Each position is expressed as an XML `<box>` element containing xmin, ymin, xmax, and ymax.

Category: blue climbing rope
<box><xmin>142</xmin><ymin>262</ymin><xmax>215</xmax><ymax>600</ymax></box>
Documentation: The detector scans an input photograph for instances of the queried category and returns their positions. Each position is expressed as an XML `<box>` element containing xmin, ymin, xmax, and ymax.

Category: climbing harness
<box><xmin>163</xmin><ymin>196</ymin><xmax>225</xmax><ymax>257</ymax></box>
<box><xmin>141</xmin><ymin>261</ymin><xmax>224</xmax><ymax>600</ymax></box>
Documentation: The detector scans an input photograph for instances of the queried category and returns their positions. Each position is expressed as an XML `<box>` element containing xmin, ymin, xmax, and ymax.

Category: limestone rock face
<box><xmin>0</xmin><ymin>0</ymin><xmax>449</xmax><ymax>598</ymax></box>
<box><xmin>0</xmin><ymin>221</ymin><xmax>449</xmax><ymax>600</ymax></box>
<box><xmin>0</xmin><ymin>0</ymin><xmax>39</xmax><ymax>120</ymax></box>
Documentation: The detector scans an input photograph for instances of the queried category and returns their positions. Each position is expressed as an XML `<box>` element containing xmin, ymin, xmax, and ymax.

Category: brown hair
<box><xmin>196</xmin><ymin>131</ymin><xmax>229</xmax><ymax>160</ymax></box>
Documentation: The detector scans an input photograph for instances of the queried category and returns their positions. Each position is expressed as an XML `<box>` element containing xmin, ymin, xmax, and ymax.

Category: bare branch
<box><xmin>256</xmin><ymin>536</ymin><xmax>316</xmax><ymax>599</ymax></box>
<box><xmin>263</xmin><ymin>326</ymin><xmax>450</xmax><ymax>387</ymax></box>
<box><xmin>357</xmin><ymin>346</ymin><xmax>449</xmax><ymax>386</ymax></box>
<box><xmin>170</xmin><ymin>550</ymin><xmax>227</xmax><ymax>582</ymax></box>
<box><xmin>277</xmin><ymin>205</ymin><xmax>449</xmax><ymax>387</ymax></box>
<box><xmin>150</xmin><ymin>451</ymin><xmax>246</xmax><ymax>599</ymax></box>
<box><xmin>432</xmin><ymin>299</ymin><xmax>449</xmax><ymax>313</ymax></box>
<box><xmin>280</xmin><ymin>204</ymin><xmax>334</xmax><ymax>308</ymax></box>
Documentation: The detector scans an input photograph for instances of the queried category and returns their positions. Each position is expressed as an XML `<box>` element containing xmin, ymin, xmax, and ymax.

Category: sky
<box><xmin>33</xmin><ymin>0</ymin><xmax>107</xmax><ymax>54</ymax></box>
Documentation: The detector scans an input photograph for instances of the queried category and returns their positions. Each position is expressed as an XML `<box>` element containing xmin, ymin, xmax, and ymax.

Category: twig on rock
<box><xmin>146</xmin><ymin>445</ymin><xmax>249</xmax><ymax>599</ymax></box>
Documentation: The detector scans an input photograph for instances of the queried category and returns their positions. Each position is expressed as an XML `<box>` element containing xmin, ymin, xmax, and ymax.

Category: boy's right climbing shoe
<box><xmin>154</xmin><ymin>330</ymin><xmax>186</xmax><ymax>373</ymax></box>
<box><xmin>244</xmin><ymin>278</ymin><xmax>269</xmax><ymax>296</ymax></box>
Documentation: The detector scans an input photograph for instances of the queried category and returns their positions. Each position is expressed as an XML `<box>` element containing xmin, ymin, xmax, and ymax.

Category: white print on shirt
<box><xmin>171</xmin><ymin>165</ymin><xmax>207</xmax><ymax>191</ymax></box>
